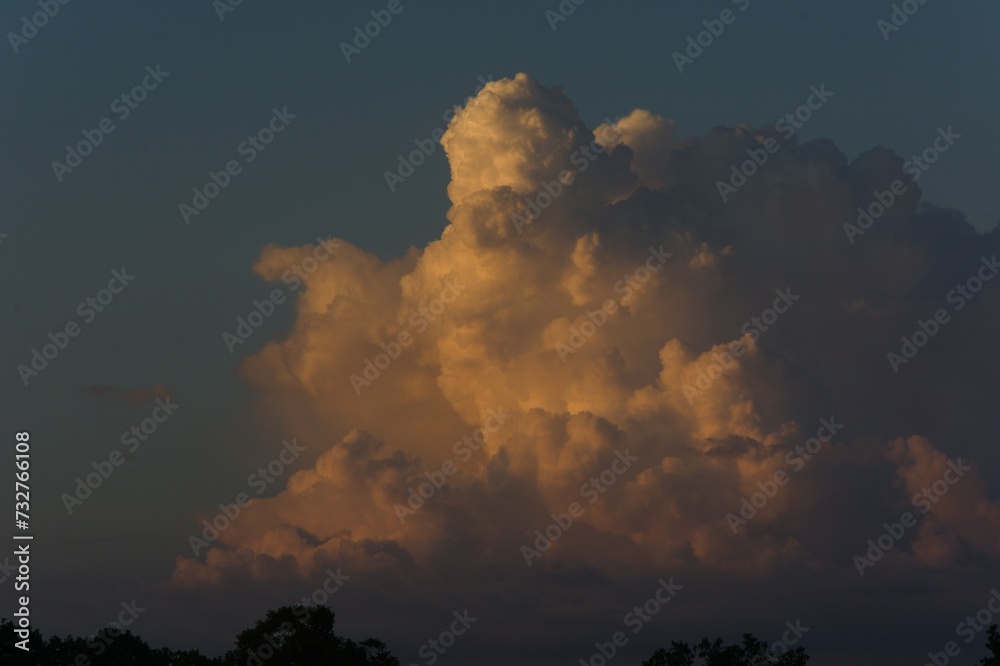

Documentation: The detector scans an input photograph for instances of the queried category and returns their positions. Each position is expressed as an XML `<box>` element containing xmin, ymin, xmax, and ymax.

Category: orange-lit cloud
<box><xmin>170</xmin><ymin>75</ymin><xmax>1000</xmax><ymax>619</ymax></box>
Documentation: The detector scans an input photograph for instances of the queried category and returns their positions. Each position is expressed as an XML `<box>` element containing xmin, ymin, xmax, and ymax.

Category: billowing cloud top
<box><xmin>171</xmin><ymin>73</ymin><xmax>1000</xmax><ymax>658</ymax></box>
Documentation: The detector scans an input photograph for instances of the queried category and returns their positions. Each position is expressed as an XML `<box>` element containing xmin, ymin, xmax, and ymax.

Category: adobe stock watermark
<box><xmin>222</xmin><ymin>236</ymin><xmax>341</xmax><ymax>353</ymax></box>
<box><xmin>394</xmin><ymin>407</ymin><xmax>510</xmax><ymax>523</ymax></box>
<box><xmin>923</xmin><ymin>588</ymin><xmax>1000</xmax><ymax>666</ymax></box>
<box><xmin>213</xmin><ymin>0</ymin><xmax>247</xmax><ymax>22</ymax></box>
<box><xmin>62</xmin><ymin>396</ymin><xmax>181</xmax><ymax>514</ymax></box>
<box><xmin>63</xmin><ymin>600</ymin><xmax>145</xmax><ymax>664</ymax></box>
<box><xmin>726</xmin><ymin>417</ymin><xmax>843</xmax><ymax>534</ymax></box>
<box><xmin>903</xmin><ymin>126</ymin><xmax>960</xmax><ymax>181</ymax></box>
<box><xmin>340</xmin><ymin>0</ymin><xmax>414</xmax><ymax>63</ymax></box>
<box><xmin>852</xmin><ymin>457</ymin><xmax>970</xmax><ymax>576</ymax></box>
<box><xmin>887</xmin><ymin>255</ymin><xmax>997</xmax><ymax>373</ymax></box>
<box><xmin>298</xmin><ymin>567</ymin><xmax>350</xmax><ymax>610</ymax></box>
<box><xmin>672</xmin><ymin>0</ymin><xmax>751</xmax><ymax>73</ymax></box>
<box><xmin>243</xmin><ymin>572</ymin><xmax>351</xmax><ymax>666</ymax></box>
<box><xmin>556</xmin><ymin>246</ymin><xmax>673</xmax><ymax>362</ymax></box>
<box><xmin>578</xmin><ymin>578</ymin><xmax>683</xmax><ymax>666</ymax></box>
<box><xmin>683</xmin><ymin>287</ymin><xmax>800</xmax><ymax>403</ymax></box>
<box><xmin>843</xmin><ymin>179</ymin><xmax>909</xmax><ymax>245</ymax></box>
<box><xmin>385</xmin><ymin>74</ymin><xmax>492</xmax><ymax>192</ymax></box>
<box><xmin>179</xmin><ymin>106</ymin><xmax>296</xmax><ymax>224</ymax></box>
<box><xmin>521</xmin><ymin>450</ymin><xmax>639</xmax><ymax>566</ymax></box>
<box><xmin>51</xmin><ymin>65</ymin><xmax>170</xmax><ymax>182</ymax></box>
<box><xmin>410</xmin><ymin>610</ymin><xmax>477</xmax><ymax>666</ymax></box>
<box><xmin>843</xmin><ymin>126</ymin><xmax>959</xmax><ymax>244</ymax></box>
<box><xmin>545</xmin><ymin>0</ymin><xmax>589</xmax><ymax>31</ymax></box>
<box><xmin>16</xmin><ymin>268</ymin><xmax>136</xmax><ymax>387</ymax></box>
<box><xmin>716</xmin><ymin>84</ymin><xmax>834</xmax><ymax>202</ymax></box>
<box><xmin>188</xmin><ymin>439</ymin><xmax>306</xmax><ymax>557</ymax></box>
<box><xmin>350</xmin><ymin>277</ymin><xmax>465</xmax><ymax>395</ymax></box>
<box><xmin>509</xmin><ymin>119</ymin><xmax>623</xmax><ymax>234</ymax></box>
<box><xmin>0</xmin><ymin>556</ymin><xmax>15</xmax><ymax>585</ymax></box>
<box><xmin>878</xmin><ymin>0</ymin><xmax>931</xmax><ymax>41</ymax></box>
<box><xmin>7</xmin><ymin>0</ymin><xmax>72</xmax><ymax>55</ymax></box>
<box><xmin>770</xmin><ymin>619</ymin><xmax>810</xmax><ymax>656</ymax></box>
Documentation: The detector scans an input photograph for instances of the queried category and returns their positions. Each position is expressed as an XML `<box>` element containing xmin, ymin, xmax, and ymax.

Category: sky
<box><xmin>2</xmin><ymin>1</ymin><xmax>1000</xmax><ymax>664</ymax></box>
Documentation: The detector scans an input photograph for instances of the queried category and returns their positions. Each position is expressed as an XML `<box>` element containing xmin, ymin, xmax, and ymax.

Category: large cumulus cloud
<box><xmin>170</xmin><ymin>73</ymin><xmax>1000</xmax><ymax>661</ymax></box>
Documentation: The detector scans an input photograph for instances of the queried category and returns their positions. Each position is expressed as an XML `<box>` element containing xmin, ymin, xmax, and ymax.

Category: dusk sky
<box><xmin>3</xmin><ymin>1</ymin><xmax>1000</xmax><ymax>665</ymax></box>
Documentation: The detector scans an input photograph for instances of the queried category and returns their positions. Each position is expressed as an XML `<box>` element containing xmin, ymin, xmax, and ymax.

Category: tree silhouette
<box><xmin>642</xmin><ymin>640</ymin><xmax>697</xmax><ymax>666</ymax></box>
<box><xmin>0</xmin><ymin>618</ymin><xmax>221</xmax><ymax>665</ymax></box>
<box><xmin>643</xmin><ymin>633</ymin><xmax>809</xmax><ymax>665</ymax></box>
<box><xmin>0</xmin><ymin>620</ymin><xmax>44</xmax><ymax>665</ymax></box>
<box><xmin>982</xmin><ymin>624</ymin><xmax>1000</xmax><ymax>666</ymax></box>
<box><xmin>223</xmin><ymin>604</ymin><xmax>398</xmax><ymax>666</ymax></box>
<box><xmin>3</xmin><ymin>613</ymin><xmax>998</xmax><ymax>664</ymax></box>
<box><xmin>3</xmin><ymin>604</ymin><xmax>396</xmax><ymax>665</ymax></box>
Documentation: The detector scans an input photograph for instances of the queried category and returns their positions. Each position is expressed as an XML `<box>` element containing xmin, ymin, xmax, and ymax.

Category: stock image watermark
<box><xmin>12</xmin><ymin>431</ymin><xmax>32</xmax><ymax>652</ymax></box>
<box><xmin>7</xmin><ymin>0</ymin><xmax>73</xmax><ymax>54</ymax></box>
<box><xmin>62</xmin><ymin>396</ymin><xmax>180</xmax><ymax>514</ymax></box>
<box><xmin>556</xmin><ymin>246</ymin><xmax>673</xmax><ymax>362</ymax></box>
<box><xmin>385</xmin><ymin>74</ymin><xmax>492</xmax><ymax>192</ymax></box>
<box><xmin>903</xmin><ymin>126</ymin><xmax>961</xmax><ymax>181</ymax></box>
<box><xmin>509</xmin><ymin>118</ymin><xmax>623</xmax><ymax>234</ymax></box>
<box><xmin>878</xmin><ymin>0</ymin><xmax>932</xmax><ymax>41</ymax></box>
<box><xmin>545</xmin><ymin>0</ymin><xmax>590</xmax><ymax>31</ymax></box>
<box><xmin>726</xmin><ymin>416</ymin><xmax>843</xmax><ymax>533</ymax></box>
<box><xmin>922</xmin><ymin>588</ymin><xmax>1000</xmax><ymax>666</ymax></box>
<box><xmin>672</xmin><ymin>0</ymin><xmax>752</xmax><ymax>73</ymax></box>
<box><xmin>521</xmin><ymin>449</ymin><xmax>639</xmax><ymax>566</ymax></box>
<box><xmin>394</xmin><ymin>407</ymin><xmax>510</xmax><ymax>523</ymax></box>
<box><xmin>340</xmin><ymin>0</ymin><xmax>414</xmax><ymax>63</ymax></box>
<box><xmin>578</xmin><ymin>578</ymin><xmax>683</xmax><ymax>666</ymax></box>
<box><xmin>410</xmin><ymin>610</ymin><xmax>477</xmax><ymax>666</ymax></box>
<box><xmin>716</xmin><ymin>84</ymin><xmax>834</xmax><ymax>202</ymax></box>
<box><xmin>350</xmin><ymin>277</ymin><xmax>465</xmax><ymax>395</ymax></box>
<box><xmin>770</xmin><ymin>619</ymin><xmax>810</xmax><ymax>656</ymax></box>
<box><xmin>0</xmin><ymin>555</ymin><xmax>16</xmax><ymax>586</ymax></box>
<box><xmin>241</xmin><ymin>573</ymin><xmax>351</xmax><ymax>666</ymax></box>
<box><xmin>213</xmin><ymin>0</ymin><xmax>248</xmax><ymax>22</ymax></box>
<box><xmin>222</xmin><ymin>236</ymin><xmax>341</xmax><ymax>353</ymax></box>
<box><xmin>299</xmin><ymin>567</ymin><xmax>350</xmax><ymax>609</ymax></box>
<box><xmin>853</xmin><ymin>457</ymin><xmax>970</xmax><ymax>575</ymax></box>
<box><xmin>62</xmin><ymin>600</ymin><xmax>145</xmax><ymax>663</ymax></box>
<box><xmin>843</xmin><ymin>178</ymin><xmax>909</xmax><ymax>244</ymax></box>
<box><xmin>188</xmin><ymin>438</ymin><xmax>305</xmax><ymax>556</ymax></box>
<box><xmin>683</xmin><ymin>287</ymin><xmax>799</xmax><ymax>403</ymax></box>
<box><xmin>887</xmin><ymin>255</ymin><xmax>997</xmax><ymax>373</ymax></box>
<box><xmin>11</xmin><ymin>543</ymin><xmax>31</xmax><ymax>650</ymax></box>
<box><xmin>179</xmin><ymin>106</ymin><xmax>296</xmax><ymax>224</ymax></box>
<box><xmin>51</xmin><ymin>65</ymin><xmax>170</xmax><ymax>182</ymax></box>
<box><xmin>16</xmin><ymin>268</ymin><xmax>136</xmax><ymax>387</ymax></box>
<box><xmin>844</xmin><ymin>126</ymin><xmax>959</xmax><ymax>243</ymax></box>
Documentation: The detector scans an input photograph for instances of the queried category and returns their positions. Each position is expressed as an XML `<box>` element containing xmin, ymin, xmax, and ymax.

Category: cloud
<box><xmin>887</xmin><ymin>435</ymin><xmax>1000</xmax><ymax>567</ymax></box>
<box><xmin>169</xmin><ymin>73</ymin><xmax>1000</xmax><ymax>658</ymax></box>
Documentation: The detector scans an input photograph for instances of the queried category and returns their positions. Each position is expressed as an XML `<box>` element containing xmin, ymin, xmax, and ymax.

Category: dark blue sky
<box><xmin>2</xmin><ymin>1</ymin><xmax>999</xmax><ymax>663</ymax></box>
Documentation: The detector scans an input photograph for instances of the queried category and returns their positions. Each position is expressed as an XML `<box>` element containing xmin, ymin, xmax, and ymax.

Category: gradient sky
<box><xmin>3</xmin><ymin>1</ymin><xmax>1000</xmax><ymax>665</ymax></box>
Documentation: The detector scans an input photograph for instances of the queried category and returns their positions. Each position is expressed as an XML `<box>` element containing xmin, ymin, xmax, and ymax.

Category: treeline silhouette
<box><xmin>3</xmin><ymin>605</ymin><xmax>999</xmax><ymax>665</ymax></box>
<box><xmin>641</xmin><ymin>633</ymin><xmax>809</xmax><ymax>665</ymax></box>
<box><xmin>641</xmin><ymin>625</ymin><xmax>1000</xmax><ymax>666</ymax></box>
<box><xmin>1</xmin><ymin>605</ymin><xmax>397</xmax><ymax>665</ymax></box>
